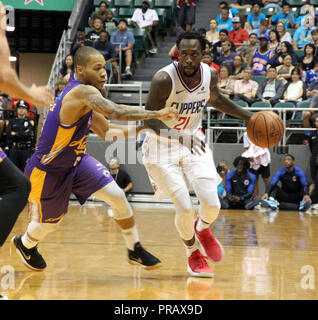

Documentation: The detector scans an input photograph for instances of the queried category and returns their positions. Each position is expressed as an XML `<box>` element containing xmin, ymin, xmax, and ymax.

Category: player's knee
<box><xmin>174</xmin><ymin>208</ymin><xmax>195</xmax><ymax>240</ymax></box>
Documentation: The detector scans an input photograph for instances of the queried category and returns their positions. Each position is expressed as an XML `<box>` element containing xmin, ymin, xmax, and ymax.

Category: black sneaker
<box><xmin>128</xmin><ymin>242</ymin><xmax>162</xmax><ymax>270</ymax></box>
<box><xmin>11</xmin><ymin>236</ymin><xmax>46</xmax><ymax>271</ymax></box>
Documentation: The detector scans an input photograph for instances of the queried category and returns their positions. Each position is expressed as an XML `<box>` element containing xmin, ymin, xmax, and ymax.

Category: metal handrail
<box><xmin>206</xmin><ymin>106</ymin><xmax>318</xmax><ymax>146</ymax></box>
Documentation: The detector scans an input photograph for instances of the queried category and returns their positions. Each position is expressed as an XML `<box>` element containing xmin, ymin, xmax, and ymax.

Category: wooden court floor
<box><xmin>0</xmin><ymin>201</ymin><xmax>318</xmax><ymax>300</ymax></box>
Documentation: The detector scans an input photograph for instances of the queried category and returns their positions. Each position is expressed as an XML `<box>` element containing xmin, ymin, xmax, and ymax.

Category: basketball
<box><xmin>246</xmin><ymin>111</ymin><xmax>284</xmax><ymax>148</ymax></box>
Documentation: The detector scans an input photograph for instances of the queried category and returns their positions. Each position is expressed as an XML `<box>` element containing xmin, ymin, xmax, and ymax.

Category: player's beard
<box><xmin>180</xmin><ymin>64</ymin><xmax>200</xmax><ymax>78</ymax></box>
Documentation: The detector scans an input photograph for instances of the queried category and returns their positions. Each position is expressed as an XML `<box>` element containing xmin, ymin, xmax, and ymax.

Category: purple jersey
<box><xmin>33</xmin><ymin>79</ymin><xmax>92</xmax><ymax>171</ymax></box>
<box><xmin>0</xmin><ymin>147</ymin><xmax>7</xmax><ymax>163</ymax></box>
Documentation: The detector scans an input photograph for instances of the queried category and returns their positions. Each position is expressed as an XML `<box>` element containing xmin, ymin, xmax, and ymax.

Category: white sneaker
<box><xmin>149</xmin><ymin>48</ymin><xmax>158</xmax><ymax>54</ymax></box>
<box><xmin>125</xmin><ymin>68</ymin><xmax>132</xmax><ymax>76</ymax></box>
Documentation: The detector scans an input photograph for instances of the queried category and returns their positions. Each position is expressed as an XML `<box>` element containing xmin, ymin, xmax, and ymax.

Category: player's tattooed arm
<box><xmin>208</xmin><ymin>69</ymin><xmax>253</xmax><ymax>121</ymax></box>
<box><xmin>83</xmin><ymin>85</ymin><xmax>177</xmax><ymax>121</ymax></box>
<box><xmin>91</xmin><ymin>111</ymin><xmax>146</xmax><ymax>141</ymax></box>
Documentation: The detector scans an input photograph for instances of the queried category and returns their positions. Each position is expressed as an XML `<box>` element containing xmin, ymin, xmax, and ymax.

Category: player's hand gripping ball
<box><xmin>247</xmin><ymin>111</ymin><xmax>284</xmax><ymax>148</ymax></box>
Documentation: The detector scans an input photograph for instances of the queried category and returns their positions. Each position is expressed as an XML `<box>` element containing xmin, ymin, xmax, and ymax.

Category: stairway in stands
<box><xmin>129</xmin><ymin>0</ymin><xmax>218</xmax><ymax>82</ymax></box>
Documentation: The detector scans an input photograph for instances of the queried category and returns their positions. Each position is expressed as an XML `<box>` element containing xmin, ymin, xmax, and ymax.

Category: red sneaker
<box><xmin>187</xmin><ymin>249</ymin><xmax>214</xmax><ymax>278</ymax></box>
<box><xmin>194</xmin><ymin>216</ymin><xmax>224</xmax><ymax>263</ymax></box>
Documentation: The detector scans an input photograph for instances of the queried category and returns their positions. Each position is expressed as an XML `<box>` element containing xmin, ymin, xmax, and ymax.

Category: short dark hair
<box><xmin>219</xmin><ymin>29</ymin><xmax>228</xmax><ymax>35</ymax></box>
<box><xmin>118</xmin><ymin>19</ymin><xmax>128</xmax><ymax>26</ymax></box>
<box><xmin>249</xmin><ymin>32</ymin><xmax>257</xmax><ymax>38</ymax></box>
<box><xmin>74</xmin><ymin>46</ymin><xmax>102</xmax><ymax>67</ymax></box>
<box><xmin>99</xmin><ymin>1</ymin><xmax>107</xmax><ymax>6</ymax></box>
<box><xmin>176</xmin><ymin>31</ymin><xmax>206</xmax><ymax>51</ymax></box>
<box><xmin>233</xmin><ymin>156</ymin><xmax>250</xmax><ymax>170</ymax></box>
<box><xmin>284</xmin><ymin>154</ymin><xmax>295</xmax><ymax>161</ymax></box>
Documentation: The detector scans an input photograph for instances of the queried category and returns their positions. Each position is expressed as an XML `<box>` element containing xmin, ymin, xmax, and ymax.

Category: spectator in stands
<box><xmin>131</xmin><ymin>0</ymin><xmax>159</xmax><ymax>54</ymax></box>
<box><xmin>239</xmin><ymin>32</ymin><xmax>258</xmax><ymax>63</ymax></box>
<box><xmin>217</xmin><ymin>1</ymin><xmax>239</xmax><ymax>19</ymax></box>
<box><xmin>216</xmin><ymin>6</ymin><xmax>233</xmax><ymax>32</ymax></box>
<box><xmin>168</xmin><ymin>43</ymin><xmax>179</xmax><ymax>61</ymax></box>
<box><xmin>309</xmin><ymin>116</ymin><xmax>318</xmax><ymax>200</ymax></box>
<box><xmin>110</xmin><ymin>19</ymin><xmax>135</xmax><ymax>77</ymax></box>
<box><xmin>262</xmin><ymin>0</ymin><xmax>282</xmax><ymax>8</ymax></box>
<box><xmin>58</xmin><ymin>54</ymin><xmax>74</xmax><ymax>82</ymax></box>
<box><xmin>242</xmin><ymin>131</ymin><xmax>271</xmax><ymax>196</ymax></box>
<box><xmin>109</xmin><ymin>157</ymin><xmax>133</xmax><ymax>195</ymax></box>
<box><xmin>220</xmin><ymin>156</ymin><xmax>261</xmax><ymax>210</ymax></box>
<box><xmin>218</xmin><ymin>64</ymin><xmax>235</xmax><ymax>98</ymax></box>
<box><xmin>275</xmin><ymin>22</ymin><xmax>292</xmax><ymax>44</ymax></box>
<box><xmin>249</xmin><ymin>36</ymin><xmax>273</xmax><ymax>76</ymax></box>
<box><xmin>293</xmin><ymin>16</ymin><xmax>315</xmax><ymax>49</ymax></box>
<box><xmin>104</xmin><ymin>10</ymin><xmax>118</xmax><ymax>29</ymax></box>
<box><xmin>299</xmin><ymin>43</ymin><xmax>317</xmax><ymax>72</ymax></box>
<box><xmin>256</xmin><ymin>66</ymin><xmax>285</xmax><ymax>106</ymax></box>
<box><xmin>54</xmin><ymin>78</ymin><xmax>68</xmax><ymax>99</ymax></box>
<box><xmin>212</xmin><ymin>29</ymin><xmax>236</xmax><ymax>60</ymax></box>
<box><xmin>282</xmin><ymin>67</ymin><xmax>304</xmax><ymax>106</ymax></box>
<box><xmin>233</xmin><ymin>67</ymin><xmax>258</xmax><ymax>105</ymax></box>
<box><xmin>71</xmin><ymin>28</ymin><xmax>93</xmax><ymax>54</ymax></box>
<box><xmin>251</xmin><ymin>18</ymin><xmax>270</xmax><ymax>39</ymax></box>
<box><xmin>300</xmin><ymin>81</ymin><xmax>318</xmax><ymax>139</ymax></box>
<box><xmin>268</xmin><ymin>30</ymin><xmax>280</xmax><ymax>52</ymax></box>
<box><xmin>276</xmin><ymin>54</ymin><xmax>295</xmax><ymax>84</ymax></box>
<box><xmin>298</xmin><ymin>1</ymin><xmax>315</xmax><ymax>27</ymax></box>
<box><xmin>261</xmin><ymin>154</ymin><xmax>311</xmax><ymax>211</ymax></box>
<box><xmin>216</xmin><ymin>160</ymin><xmax>230</xmax><ymax>199</ymax></box>
<box><xmin>176</xmin><ymin>0</ymin><xmax>197</xmax><ymax>31</ymax></box>
<box><xmin>228</xmin><ymin>16</ymin><xmax>249</xmax><ymax>49</ymax></box>
<box><xmin>90</xmin><ymin>1</ymin><xmax>108</xmax><ymax>24</ymax></box>
<box><xmin>216</xmin><ymin>40</ymin><xmax>237</xmax><ymax>67</ymax></box>
<box><xmin>93</xmin><ymin>30</ymin><xmax>121</xmax><ymax>83</ymax></box>
<box><xmin>269</xmin><ymin>3</ymin><xmax>295</xmax><ymax>29</ymax></box>
<box><xmin>206</xmin><ymin>19</ymin><xmax>219</xmax><ymax>45</ymax></box>
<box><xmin>6</xmin><ymin>100</ymin><xmax>33</xmax><ymax>172</ymax></box>
<box><xmin>202</xmin><ymin>52</ymin><xmax>220</xmax><ymax>74</ymax></box>
<box><xmin>245</xmin><ymin>2</ymin><xmax>266</xmax><ymax>32</ymax></box>
<box><xmin>230</xmin><ymin>0</ymin><xmax>254</xmax><ymax>10</ymax></box>
<box><xmin>311</xmin><ymin>29</ymin><xmax>318</xmax><ymax>59</ymax></box>
<box><xmin>86</xmin><ymin>16</ymin><xmax>105</xmax><ymax>42</ymax></box>
<box><xmin>230</xmin><ymin>54</ymin><xmax>245</xmax><ymax>80</ymax></box>
<box><xmin>268</xmin><ymin>41</ymin><xmax>298</xmax><ymax>68</ymax></box>
<box><xmin>302</xmin><ymin>60</ymin><xmax>318</xmax><ymax>85</ymax></box>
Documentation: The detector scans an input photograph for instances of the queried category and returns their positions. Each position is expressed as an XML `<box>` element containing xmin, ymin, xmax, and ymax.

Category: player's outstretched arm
<box><xmin>83</xmin><ymin>85</ymin><xmax>177</xmax><ymax>121</ymax></box>
<box><xmin>90</xmin><ymin>111</ymin><xmax>146</xmax><ymax>141</ymax></box>
<box><xmin>208</xmin><ymin>69</ymin><xmax>253</xmax><ymax>121</ymax></box>
<box><xmin>0</xmin><ymin>2</ymin><xmax>54</xmax><ymax>107</ymax></box>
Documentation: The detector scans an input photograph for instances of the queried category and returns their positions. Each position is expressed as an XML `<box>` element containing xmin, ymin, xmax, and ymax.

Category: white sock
<box><xmin>122</xmin><ymin>226</ymin><xmax>139</xmax><ymax>251</ymax></box>
<box><xmin>196</xmin><ymin>217</ymin><xmax>210</xmax><ymax>232</ymax></box>
<box><xmin>184</xmin><ymin>241</ymin><xmax>199</xmax><ymax>257</ymax></box>
<box><xmin>21</xmin><ymin>232</ymin><xmax>38</xmax><ymax>249</ymax></box>
<box><xmin>125</xmin><ymin>66</ymin><xmax>131</xmax><ymax>71</ymax></box>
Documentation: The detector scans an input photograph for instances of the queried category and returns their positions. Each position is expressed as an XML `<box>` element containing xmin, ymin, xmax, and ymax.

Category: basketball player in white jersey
<box><xmin>143</xmin><ymin>31</ymin><xmax>254</xmax><ymax>277</ymax></box>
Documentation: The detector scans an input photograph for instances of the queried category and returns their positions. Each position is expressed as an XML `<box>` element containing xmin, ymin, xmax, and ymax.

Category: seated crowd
<box><xmin>168</xmin><ymin>0</ymin><xmax>318</xmax><ymax>139</ymax></box>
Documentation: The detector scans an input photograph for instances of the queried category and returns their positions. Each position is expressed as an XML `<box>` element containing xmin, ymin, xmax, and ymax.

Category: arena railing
<box><xmin>206</xmin><ymin>106</ymin><xmax>318</xmax><ymax>146</ymax></box>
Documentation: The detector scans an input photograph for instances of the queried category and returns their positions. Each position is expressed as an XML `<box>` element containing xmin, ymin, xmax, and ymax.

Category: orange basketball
<box><xmin>246</xmin><ymin>111</ymin><xmax>284</xmax><ymax>148</ymax></box>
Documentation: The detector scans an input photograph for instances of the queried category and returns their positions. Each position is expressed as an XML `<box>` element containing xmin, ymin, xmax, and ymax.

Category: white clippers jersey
<box><xmin>160</xmin><ymin>61</ymin><xmax>211</xmax><ymax>131</ymax></box>
<box><xmin>143</xmin><ymin>62</ymin><xmax>211</xmax><ymax>163</ymax></box>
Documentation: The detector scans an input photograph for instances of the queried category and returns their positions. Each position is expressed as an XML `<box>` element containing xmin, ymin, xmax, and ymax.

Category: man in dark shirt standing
<box><xmin>261</xmin><ymin>154</ymin><xmax>311</xmax><ymax>211</ymax></box>
<box><xmin>220</xmin><ymin>156</ymin><xmax>260</xmax><ymax>210</ymax></box>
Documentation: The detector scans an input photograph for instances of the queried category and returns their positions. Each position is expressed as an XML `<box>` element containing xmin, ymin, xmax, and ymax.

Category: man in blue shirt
<box><xmin>293</xmin><ymin>25</ymin><xmax>314</xmax><ymax>49</ymax></box>
<box><xmin>245</xmin><ymin>2</ymin><xmax>266</xmax><ymax>31</ymax></box>
<box><xmin>220</xmin><ymin>156</ymin><xmax>261</xmax><ymax>210</ymax></box>
<box><xmin>110</xmin><ymin>19</ymin><xmax>135</xmax><ymax>77</ymax></box>
<box><xmin>270</xmin><ymin>3</ymin><xmax>295</xmax><ymax>29</ymax></box>
<box><xmin>217</xmin><ymin>1</ymin><xmax>239</xmax><ymax>21</ymax></box>
<box><xmin>216</xmin><ymin>7</ymin><xmax>233</xmax><ymax>32</ymax></box>
<box><xmin>261</xmin><ymin>154</ymin><xmax>311</xmax><ymax>211</ymax></box>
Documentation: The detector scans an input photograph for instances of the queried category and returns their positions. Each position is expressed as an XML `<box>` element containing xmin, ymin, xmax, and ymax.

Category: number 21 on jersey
<box><xmin>173</xmin><ymin>116</ymin><xmax>190</xmax><ymax>130</ymax></box>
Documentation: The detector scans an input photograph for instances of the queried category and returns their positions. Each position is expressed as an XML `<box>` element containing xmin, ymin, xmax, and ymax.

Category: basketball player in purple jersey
<box><xmin>11</xmin><ymin>45</ymin><xmax>177</xmax><ymax>271</ymax></box>
<box><xmin>0</xmin><ymin>2</ymin><xmax>54</xmax><ymax>247</ymax></box>
<box><xmin>143</xmin><ymin>31</ymin><xmax>254</xmax><ymax>277</ymax></box>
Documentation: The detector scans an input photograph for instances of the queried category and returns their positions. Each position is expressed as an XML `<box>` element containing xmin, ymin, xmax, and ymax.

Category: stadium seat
<box><xmin>107</xmin><ymin>7</ymin><xmax>118</xmax><ymax>16</ymax></box>
<box><xmin>286</xmin><ymin>0</ymin><xmax>304</xmax><ymax>6</ymax></box>
<box><xmin>295</xmin><ymin>49</ymin><xmax>305</xmax><ymax>59</ymax></box>
<box><xmin>118</xmin><ymin>7</ymin><xmax>135</xmax><ymax>18</ymax></box>
<box><xmin>114</xmin><ymin>0</ymin><xmax>133</xmax><ymax>7</ymax></box>
<box><xmin>250</xmin><ymin>101</ymin><xmax>271</xmax><ymax>109</ymax></box>
<box><xmin>131</xmin><ymin>28</ymin><xmax>148</xmax><ymax>56</ymax></box>
<box><xmin>134</xmin><ymin>0</ymin><xmax>154</xmax><ymax>7</ymax></box>
<box><xmin>154</xmin><ymin>0</ymin><xmax>175</xmax><ymax>20</ymax></box>
<box><xmin>310</xmin><ymin>0</ymin><xmax>318</xmax><ymax>5</ymax></box>
<box><xmin>252</xmin><ymin>75</ymin><xmax>266</xmax><ymax>84</ymax></box>
<box><xmin>235</xmin><ymin>100</ymin><xmax>249</xmax><ymax>108</ymax></box>
<box><xmin>261</xmin><ymin>7</ymin><xmax>279</xmax><ymax>16</ymax></box>
<box><xmin>290</xmin><ymin>7</ymin><xmax>299</xmax><ymax>16</ymax></box>
<box><xmin>155</xmin><ymin>8</ymin><xmax>168</xmax><ymax>30</ymax></box>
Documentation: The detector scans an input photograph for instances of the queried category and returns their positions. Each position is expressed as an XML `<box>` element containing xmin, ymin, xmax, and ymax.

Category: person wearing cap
<box><xmin>249</xmin><ymin>36</ymin><xmax>274</xmax><ymax>76</ymax></box>
<box><xmin>6</xmin><ymin>100</ymin><xmax>33</xmax><ymax>172</ymax></box>
<box><xmin>131</xmin><ymin>0</ymin><xmax>159</xmax><ymax>54</ymax></box>
<box><xmin>228</xmin><ymin>16</ymin><xmax>249</xmax><ymax>49</ymax></box>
